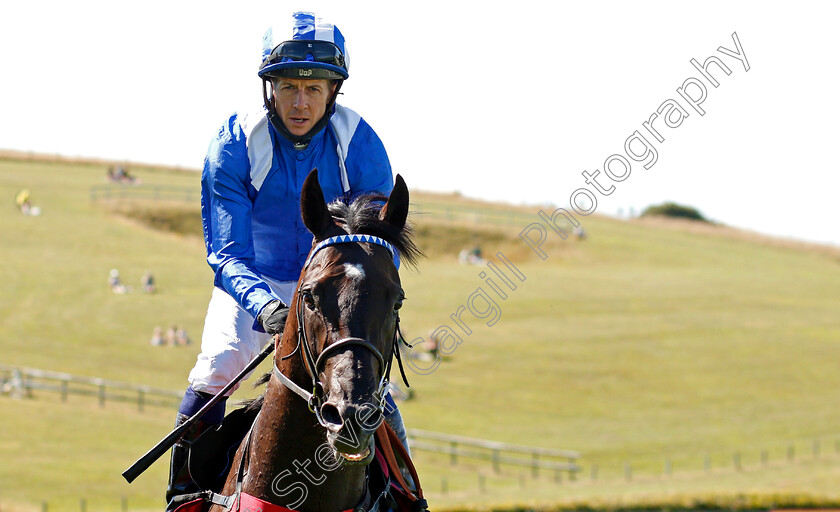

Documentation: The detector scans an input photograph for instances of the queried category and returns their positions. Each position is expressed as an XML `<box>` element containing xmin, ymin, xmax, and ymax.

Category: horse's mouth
<box><xmin>332</xmin><ymin>435</ymin><xmax>376</xmax><ymax>466</ymax></box>
<box><xmin>339</xmin><ymin>447</ymin><xmax>371</xmax><ymax>462</ymax></box>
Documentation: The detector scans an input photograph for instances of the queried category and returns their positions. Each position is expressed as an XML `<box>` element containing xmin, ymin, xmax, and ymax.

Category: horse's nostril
<box><xmin>319</xmin><ymin>403</ymin><xmax>344</xmax><ymax>431</ymax></box>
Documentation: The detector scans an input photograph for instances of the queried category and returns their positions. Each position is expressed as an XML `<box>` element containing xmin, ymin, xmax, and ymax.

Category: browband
<box><xmin>304</xmin><ymin>234</ymin><xmax>398</xmax><ymax>269</ymax></box>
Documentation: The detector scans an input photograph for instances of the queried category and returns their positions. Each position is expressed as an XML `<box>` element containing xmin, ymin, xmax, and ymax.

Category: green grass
<box><xmin>0</xmin><ymin>159</ymin><xmax>206</xmax><ymax>389</ymax></box>
<box><xmin>396</xmin><ymin>235</ymin><xmax>840</xmax><ymax>484</ymax></box>
<box><xmin>2</xmin><ymin>157</ymin><xmax>840</xmax><ymax>510</ymax></box>
<box><xmin>0</xmin><ymin>395</ymin><xmax>173</xmax><ymax>512</ymax></box>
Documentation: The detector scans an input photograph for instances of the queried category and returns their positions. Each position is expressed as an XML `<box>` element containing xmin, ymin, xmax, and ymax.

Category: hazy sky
<box><xmin>2</xmin><ymin>1</ymin><xmax>838</xmax><ymax>246</ymax></box>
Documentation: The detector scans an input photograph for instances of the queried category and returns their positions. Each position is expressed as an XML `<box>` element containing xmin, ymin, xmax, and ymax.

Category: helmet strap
<box><xmin>262</xmin><ymin>79</ymin><xmax>344</xmax><ymax>149</ymax></box>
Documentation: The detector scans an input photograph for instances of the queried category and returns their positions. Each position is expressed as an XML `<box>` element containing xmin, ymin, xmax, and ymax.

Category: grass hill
<box><xmin>1</xmin><ymin>156</ymin><xmax>839</xmax><ymax>511</ymax></box>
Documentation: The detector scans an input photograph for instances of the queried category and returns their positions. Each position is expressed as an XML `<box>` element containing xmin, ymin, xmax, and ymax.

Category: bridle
<box><xmin>272</xmin><ymin>234</ymin><xmax>412</xmax><ymax>429</ymax></box>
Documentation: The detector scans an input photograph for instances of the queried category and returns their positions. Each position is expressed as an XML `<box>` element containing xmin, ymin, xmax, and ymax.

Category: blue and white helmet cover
<box><xmin>260</xmin><ymin>11</ymin><xmax>349</xmax><ymax>78</ymax></box>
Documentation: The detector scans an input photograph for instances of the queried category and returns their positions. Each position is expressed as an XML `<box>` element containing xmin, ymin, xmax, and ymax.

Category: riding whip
<box><xmin>121</xmin><ymin>339</ymin><xmax>276</xmax><ymax>483</ymax></box>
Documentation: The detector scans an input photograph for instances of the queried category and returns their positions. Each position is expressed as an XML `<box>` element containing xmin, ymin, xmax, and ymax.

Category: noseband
<box><xmin>272</xmin><ymin>234</ymin><xmax>411</xmax><ymax>429</ymax></box>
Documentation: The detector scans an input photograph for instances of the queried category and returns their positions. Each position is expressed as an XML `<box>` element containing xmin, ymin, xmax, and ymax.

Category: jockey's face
<box><xmin>272</xmin><ymin>78</ymin><xmax>337</xmax><ymax>137</ymax></box>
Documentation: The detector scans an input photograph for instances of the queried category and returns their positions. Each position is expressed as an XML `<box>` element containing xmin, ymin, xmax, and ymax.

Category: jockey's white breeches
<box><xmin>188</xmin><ymin>277</ymin><xmax>297</xmax><ymax>395</ymax></box>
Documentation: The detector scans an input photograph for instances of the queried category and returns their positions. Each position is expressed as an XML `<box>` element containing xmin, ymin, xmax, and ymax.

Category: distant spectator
<box><xmin>423</xmin><ymin>331</ymin><xmax>440</xmax><ymax>359</ymax></box>
<box><xmin>109</xmin><ymin>269</ymin><xmax>129</xmax><ymax>294</ymax></box>
<box><xmin>150</xmin><ymin>326</ymin><xmax>164</xmax><ymax>346</ymax></box>
<box><xmin>458</xmin><ymin>245</ymin><xmax>485</xmax><ymax>266</ymax></box>
<box><xmin>151</xmin><ymin>325</ymin><xmax>189</xmax><ymax>347</ymax></box>
<box><xmin>175</xmin><ymin>328</ymin><xmax>191</xmax><ymax>346</ymax></box>
<box><xmin>574</xmin><ymin>226</ymin><xmax>587</xmax><ymax>240</ymax></box>
<box><xmin>15</xmin><ymin>189</ymin><xmax>41</xmax><ymax>216</ymax></box>
<box><xmin>165</xmin><ymin>324</ymin><xmax>178</xmax><ymax>346</ymax></box>
<box><xmin>409</xmin><ymin>330</ymin><xmax>442</xmax><ymax>363</ymax></box>
<box><xmin>1</xmin><ymin>369</ymin><xmax>28</xmax><ymax>399</ymax></box>
<box><xmin>141</xmin><ymin>271</ymin><xmax>157</xmax><ymax>293</ymax></box>
<box><xmin>15</xmin><ymin>189</ymin><xmax>30</xmax><ymax>212</ymax></box>
<box><xmin>107</xmin><ymin>165</ymin><xmax>139</xmax><ymax>184</ymax></box>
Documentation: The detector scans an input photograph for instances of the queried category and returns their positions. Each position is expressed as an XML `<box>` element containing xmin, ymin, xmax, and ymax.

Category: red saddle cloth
<box><xmin>172</xmin><ymin>493</ymin><xmax>354</xmax><ymax>512</ymax></box>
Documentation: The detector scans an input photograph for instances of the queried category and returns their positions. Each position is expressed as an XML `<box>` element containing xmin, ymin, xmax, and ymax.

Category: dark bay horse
<box><xmin>210</xmin><ymin>170</ymin><xmax>420</xmax><ymax>512</ymax></box>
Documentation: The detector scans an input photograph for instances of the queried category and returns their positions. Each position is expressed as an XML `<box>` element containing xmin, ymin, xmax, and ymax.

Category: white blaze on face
<box><xmin>343</xmin><ymin>263</ymin><xmax>365</xmax><ymax>282</ymax></box>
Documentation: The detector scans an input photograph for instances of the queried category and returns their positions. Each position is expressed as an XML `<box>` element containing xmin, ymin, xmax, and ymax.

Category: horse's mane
<box><xmin>326</xmin><ymin>193</ymin><xmax>421</xmax><ymax>267</ymax></box>
<box><xmin>241</xmin><ymin>193</ymin><xmax>421</xmax><ymax>413</ymax></box>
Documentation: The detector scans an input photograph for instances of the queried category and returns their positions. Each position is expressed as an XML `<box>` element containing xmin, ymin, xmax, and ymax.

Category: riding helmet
<box><xmin>259</xmin><ymin>11</ymin><xmax>349</xmax><ymax>80</ymax></box>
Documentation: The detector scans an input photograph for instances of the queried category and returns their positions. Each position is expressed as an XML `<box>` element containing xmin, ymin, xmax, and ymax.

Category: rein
<box><xmin>273</xmin><ymin>234</ymin><xmax>413</xmax><ymax>429</ymax></box>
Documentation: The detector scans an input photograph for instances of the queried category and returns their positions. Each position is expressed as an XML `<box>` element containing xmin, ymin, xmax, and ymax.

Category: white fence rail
<box><xmin>0</xmin><ymin>363</ymin><xmax>581</xmax><ymax>477</ymax></box>
<box><xmin>0</xmin><ymin>363</ymin><xmax>182</xmax><ymax>411</ymax></box>
<box><xmin>89</xmin><ymin>184</ymin><xmax>199</xmax><ymax>203</ymax></box>
<box><xmin>407</xmin><ymin>428</ymin><xmax>581</xmax><ymax>478</ymax></box>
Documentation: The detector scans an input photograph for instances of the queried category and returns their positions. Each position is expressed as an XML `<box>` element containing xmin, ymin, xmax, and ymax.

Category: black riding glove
<box><xmin>258</xmin><ymin>299</ymin><xmax>290</xmax><ymax>335</ymax></box>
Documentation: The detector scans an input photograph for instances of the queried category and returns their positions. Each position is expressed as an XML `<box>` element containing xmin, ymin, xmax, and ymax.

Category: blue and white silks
<box><xmin>200</xmin><ymin>104</ymin><xmax>394</xmax><ymax>324</ymax></box>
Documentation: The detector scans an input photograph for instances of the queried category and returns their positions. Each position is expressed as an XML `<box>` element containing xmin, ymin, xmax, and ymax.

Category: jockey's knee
<box><xmin>188</xmin><ymin>342</ymin><xmax>262</xmax><ymax>395</ymax></box>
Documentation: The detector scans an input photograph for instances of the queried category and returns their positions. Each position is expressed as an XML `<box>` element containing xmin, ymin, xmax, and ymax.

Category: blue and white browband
<box><xmin>304</xmin><ymin>234</ymin><xmax>399</xmax><ymax>269</ymax></box>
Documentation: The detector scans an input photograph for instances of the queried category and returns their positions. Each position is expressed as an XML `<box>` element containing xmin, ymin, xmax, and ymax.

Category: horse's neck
<box><xmin>238</xmin><ymin>368</ymin><xmax>368</xmax><ymax>511</ymax></box>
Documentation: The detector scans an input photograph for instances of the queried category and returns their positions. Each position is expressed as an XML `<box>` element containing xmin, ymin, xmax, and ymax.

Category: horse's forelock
<box><xmin>325</xmin><ymin>195</ymin><xmax>421</xmax><ymax>267</ymax></box>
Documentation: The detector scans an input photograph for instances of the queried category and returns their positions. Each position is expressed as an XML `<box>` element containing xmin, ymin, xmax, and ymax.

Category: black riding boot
<box><xmin>165</xmin><ymin>413</ymin><xmax>215</xmax><ymax>505</ymax></box>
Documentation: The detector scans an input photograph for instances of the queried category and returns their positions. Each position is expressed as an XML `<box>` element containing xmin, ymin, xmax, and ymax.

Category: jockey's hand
<box><xmin>259</xmin><ymin>299</ymin><xmax>290</xmax><ymax>335</ymax></box>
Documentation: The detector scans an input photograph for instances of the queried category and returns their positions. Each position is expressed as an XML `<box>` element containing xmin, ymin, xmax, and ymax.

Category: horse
<box><xmin>207</xmin><ymin>170</ymin><xmax>422</xmax><ymax>512</ymax></box>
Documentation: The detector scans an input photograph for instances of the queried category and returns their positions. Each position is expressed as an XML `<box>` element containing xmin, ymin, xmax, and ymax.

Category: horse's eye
<box><xmin>394</xmin><ymin>295</ymin><xmax>405</xmax><ymax>312</ymax></box>
<box><xmin>301</xmin><ymin>290</ymin><xmax>316</xmax><ymax>309</ymax></box>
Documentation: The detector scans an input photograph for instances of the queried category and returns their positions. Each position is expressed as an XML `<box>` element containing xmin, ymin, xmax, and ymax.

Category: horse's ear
<box><xmin>301</xmin><ymin>169</ymin><xmax>332</xmax><ymax>236</ymax></box>
<box><xmin>380</xmin><ymin>174</ymin><xmax>409</xmax><ymax>231</ymax></box>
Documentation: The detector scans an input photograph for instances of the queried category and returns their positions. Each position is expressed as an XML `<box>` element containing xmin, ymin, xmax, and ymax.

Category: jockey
<box><xmin>168</xmin><ymin>11</ymin><xmax>408</xmax><ymax>503</ymax></box>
